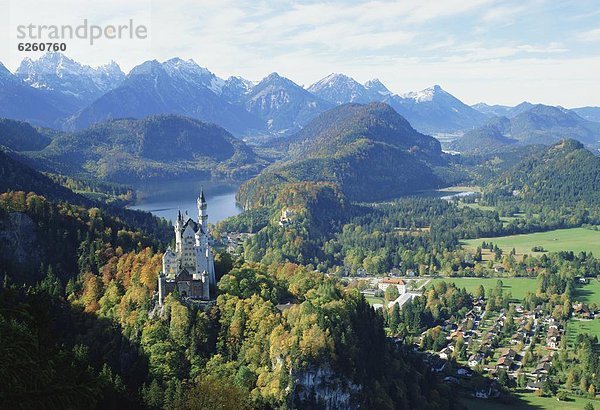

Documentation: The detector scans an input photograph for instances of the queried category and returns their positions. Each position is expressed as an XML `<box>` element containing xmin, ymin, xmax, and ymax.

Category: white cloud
<box><xmin>578</xmin><ymin>27</ymin><xmax>600</xmax><ymax>42</ymax></box>
<box><xmin>481</xmin><ymin>4</ymin><xmax>527</xmax><ymax>23</ymax></box>
<box><xmin>0</xmin><ymin>0</ymin><xmax>598</xmax><ymax>106</ymax></box>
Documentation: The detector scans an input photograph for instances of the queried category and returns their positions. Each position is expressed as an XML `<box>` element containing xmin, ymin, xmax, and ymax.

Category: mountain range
<box><xmin>472</xmin><ymin>102</ymin><xmax>600</xmax><ymax>125</ymax></box>
<box><xmin>1</xmin><ymin>52</ymin><xmax>598</xmax><ymax>146</ymax></box>
<box><xmin>307</xmin><ymin>73</ymin><xmax>392</xmax><ymax>104</ymax></box>
<box><xmin>243</xmin><ymin>72</ymin><xmax>333</xmax><ymax>136</ymax></box>
<box><xmin>450</xmin><ymin>104</ymin><xmax>600</xmax><ymax>153</ymax></box>
<box><xmin>385</xmin><ymin>85</ymin><xmax>488</xmax><ymax>134</ymax></box>
<box><xmin>308</xmin><ymin>75</ymin><xmax>488</xmax><ymax>134</ymax></box>
<box><xmin>0</xmin><ymin>61</ymin><xmax>71</xmax><ymax>127</ymax></box>
<box><xmin>470</xmin><ymin>102</ymin><xmax>535</xmax><ymax>119</ymax></box>
<box><xmin>16</xmin><ymin>52</ymin><xmax>125</xmax><ymax>109</ymax></box>
<box><xmin>65</xmin><ymin>58</ymin><xmax>264</xmax><ymax>135</ymax></box>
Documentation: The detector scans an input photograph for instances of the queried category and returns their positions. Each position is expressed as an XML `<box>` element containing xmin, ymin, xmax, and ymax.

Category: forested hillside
<box><xmin>0</xmin><ymin>118</ymin><xmax>52</xmax><ymax>151</ymax></box>
<box><xmin>13</xmin><ymin>115</ymin><xmax>265</xmax><ymax>183</ymax></box>
<box><xmin>0</xmin><ymin>149</ymin><xmax>89</xmax><ymax>206</ymax></box>
<box><xmin>0</xmin><ymin>188</ymin><xmax>461</xmax><ymax>409</ymax></box>
<box><xmin>485</xmin><ymin>139</ymin><xmax>600</xmax><ymax>207</ymax></box>
<box><xmin>239</xmin><ymin>103</ymin><xmax>447</xmax><ymax>205</ymax></box>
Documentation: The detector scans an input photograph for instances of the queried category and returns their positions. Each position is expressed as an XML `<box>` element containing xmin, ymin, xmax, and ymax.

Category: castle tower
<box><xmin>174</xmin><ymin>210</ymin><xmax>183</xmax><ymax>252</ymax></box>
<box><xmin>197</xmin><ymin>187</ymin><xmax>208</xmax><ymax>227</ymax></box>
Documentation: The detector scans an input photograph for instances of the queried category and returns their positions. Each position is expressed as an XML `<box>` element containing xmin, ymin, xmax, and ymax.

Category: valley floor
<box><xmin>462</xmin><ymin>227</ymin><xmax>600</xmax><ymax>259</ymax></box>
<box><xmin>464</xmin><ymin>393</ymin><xmax>599</xmax><ymax>410</ymax></box>
<box><xmin>430</xmin><ymin>277</ymin><xmax>538</xmax><ymax>301</ymax></box>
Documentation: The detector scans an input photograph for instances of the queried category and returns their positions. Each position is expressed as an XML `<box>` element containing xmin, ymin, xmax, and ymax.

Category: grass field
<box><xmin>567</xmin><ymin>319</ymin><xmax>600</xmax><ymax>344</ymax></box>
<box><xmin>573</xmin><ymin>279</ymin><xmax>600</xmax><ymax>305</ymax></box>
<box><xmin>463</xmin><ymin>228</ymin><xmax>600</xmax><ymax>257</ymax></box>
<box><xmin>430</xmin><ymin>277</ymin><xmax>538</xmax><ymax>301</ymax></box>
<box><xmin>461</xmin><ymin>202</ymin><xmax>497</xmax><ymax>213</ymax></box>
<box><xmin>566</xmin><ymin>278</ymin><xmax>600</xmax><ymax>342</ymax></box>
<box><xmin>365</xmin><ymin>296</ymin><xmax>384</xmax><ymax>306</ymax></box>
<box><xmin>464</xmin><ymin>393</ymin><xmax>599</xmax><ymax>410</ymax></box>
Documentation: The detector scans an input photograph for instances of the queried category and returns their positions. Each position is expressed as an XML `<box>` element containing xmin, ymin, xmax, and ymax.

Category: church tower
<box><xmin>197</xmin><ymin>187</ymin><xmax>208</xmax><ymax>227</ymax></box>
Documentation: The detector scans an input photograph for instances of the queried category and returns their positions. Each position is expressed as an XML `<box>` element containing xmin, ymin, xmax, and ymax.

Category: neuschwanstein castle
<box><xmin>158</xmin><ymin>189</ymin><xmax>216</xmax><ymax>305</ymax></box>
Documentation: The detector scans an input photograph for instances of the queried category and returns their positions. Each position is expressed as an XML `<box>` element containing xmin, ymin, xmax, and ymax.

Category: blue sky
<box><xmin>2</xmin><ymin>0</ymin><xmax>599</xmax><ymax>106</ymax></box>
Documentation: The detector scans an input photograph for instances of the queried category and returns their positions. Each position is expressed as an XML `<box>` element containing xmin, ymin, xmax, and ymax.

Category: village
<box><xmin>414</xmin><ymin>298</ymin><xmax>573</xmax><ymax>399</ymax></box>
<box><xmin>348</xmin><ymin>273</ymin><xmax>598</xmax><ymax>403</ymax></box>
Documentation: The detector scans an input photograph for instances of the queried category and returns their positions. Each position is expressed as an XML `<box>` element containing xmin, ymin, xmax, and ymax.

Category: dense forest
<box><xmin>485</xmin><ymin>139</ymin><xmax>600</xmax><ymax>208</ymax></box>
<box><xmin>0</xmin><ymin>186</ymin><xmax>462</xmax><ymax>409</ymax></box>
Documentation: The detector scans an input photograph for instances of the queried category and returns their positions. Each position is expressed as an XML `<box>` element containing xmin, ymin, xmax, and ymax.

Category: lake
<box><xmin>409</xmin><ymin>188</ymin><xmax>477</xmax><ymax>200</ymax></box>
<box><xmin>439</xmin><ymin>191</ymin><xmax>476</xmax><ymax>201</ymax></box>
<box><xmin>130</xmin><ymin>180</ymin><xmax>243</xmax><ymax>224</ymax></box>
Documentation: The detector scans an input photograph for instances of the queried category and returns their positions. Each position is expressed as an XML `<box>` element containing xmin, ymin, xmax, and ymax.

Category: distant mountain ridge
<box><xmin>1</xmin><ymin>52</ymin><xmax>598</xmax><ymax>141</ymax></box>
<box><xmin>384</xmin><ymin>85</ymin><xmax>488</xmax><ymax>134</ymax></box>
<box><xmin>471</xmin><ymin>102</ymin><xmax>535</xmax><ymax>118</ymax></box>
<box><xmin>451</xmin><ymin>104</ymin><xmax>600</xmax><ymax>153</ymax></box>
<box><xmin>308</xmin><ymin>75</ymin><xmax>487</xmax><ymax>134</ymax></box>
<box><xmin>242</xmin><ymin>72</ymin><xmax>334</xmax><ymax>135</ymax></box>
<box><xmin>572</xmin><ymin>107</ymin><xmax>600</xmax><ymax>123</ymax></box>
<box><xmin>0</xmin><ymin>62</ymin><xmax>71</xmax><ymax>127</ymax></box>
<box><xmin>66</xmin><ymin>59</ymin><xmax>264</xmax><ymax>135</ymax></box>
<box><xmin>308</xmin><ymin>73</ymin><xmax>392</xmax><ymax>105</ymax></box>
<box><xmin>2</xmin><ymin>114</ymin><xmax>266</xmax><ymax>184</ymax></box>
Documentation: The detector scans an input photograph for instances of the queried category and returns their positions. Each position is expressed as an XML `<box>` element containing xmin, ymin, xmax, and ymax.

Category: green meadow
<box><xmin>567</xmin><ymin>319</ymin><xmax>600</xmax><ymax>343</ymax></box>
<box><xmin>573</xmin><ymin>278</ymin><xmax>600</xmax><ymax>305</ymax></box>
<box><xmin>430</xmin><ymin>277</ymin><xmax>538</xmax><ymax>301</ymax></box>
<box><xmin>566</xmin><ymin>278</ymin><xmax>600</xmax><ymax>341</ymax></box>
<box><xmin>463</xmin><ymin>227</ymin><xmax>600</xmax><ymax>257</ymax></box>
<box><xmin>464</xmin><ymin>393</ymin><xmax>599</xmax><ymax>410</ymax></box>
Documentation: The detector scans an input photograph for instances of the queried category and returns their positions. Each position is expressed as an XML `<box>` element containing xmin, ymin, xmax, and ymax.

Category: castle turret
<box><xmin>197</xmin><ymin>187</ymin><xmax>208</xmax><ymax>227</ymax></box>
<box><xmin>175</xmin><ymin>210</ymin><xmax>184</xmax><ymax>252</ymax></box>
<box><xmin>162</xmin><ymin>246</ymin><xmax>177</xmax><ymax>276</ymax></box>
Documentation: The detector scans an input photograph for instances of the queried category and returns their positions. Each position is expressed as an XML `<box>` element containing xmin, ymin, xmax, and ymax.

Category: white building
<box><xmin>158</xmin><ymin>189</ymin><xmax>216</xmax><ymax>305</ymax></box>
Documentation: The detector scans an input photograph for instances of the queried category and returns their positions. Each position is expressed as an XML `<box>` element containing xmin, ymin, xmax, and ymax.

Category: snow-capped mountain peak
<box><xmin>402</xmin><ymin>85</ymin><xmax>445</xmax><ymax>103</ymax></box>
<box><xmin>15</xmin><ymin>52</ymin><xmax>125</xmax><ymax>104</ymax></box>
<box><xmin>308</xmin><ymin>73</ymin><xmax>369</xmax><ymax>104</ymax></box>
<box><xmin>243</xmin><ymin>72</ymin><xmax>333</xmax><ymax>133</ymax></box>
<box><xmin>227</xmin><ymin>76</ymin><xmax>255</xmax><ymax>91</ymax></box>
<box><xmin>159</xmin><ymin>57</ymin><xmax>225</xmax><ymax>95</ymax></box>
<box><xmin>309</xmin><ymin>73</ymin><xmax>355</xmax><ymax>89</ymax></box>
<box><xmin>364</xmin><ymin>78</ymin><xmax>392</xmax><ymax>97</ymax></box>
<box><xmin>220</xmin><ymin>76</ymin><xmax>256</xmax><ymax>103</ymax></box>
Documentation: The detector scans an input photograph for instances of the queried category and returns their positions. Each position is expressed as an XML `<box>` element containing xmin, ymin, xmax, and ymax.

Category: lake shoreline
<box><xmin>128</xmin><ymin>179</ymin><xmax>243</xmax><ymax>224</ymax></box>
